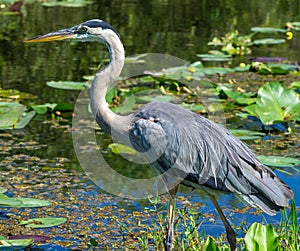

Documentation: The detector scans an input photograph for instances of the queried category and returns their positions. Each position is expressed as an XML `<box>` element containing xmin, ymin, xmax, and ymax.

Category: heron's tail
<box><xmin>241</xmin><ymin>165</ymin><xmax>294</xmax><ymax>215</ymax></box>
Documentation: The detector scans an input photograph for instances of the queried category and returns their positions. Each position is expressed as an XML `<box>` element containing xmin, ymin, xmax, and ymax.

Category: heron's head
<box><xmin>24</xmin><ymin>19</ymin><xmax>120</xmax><ymax>43</ymax></box>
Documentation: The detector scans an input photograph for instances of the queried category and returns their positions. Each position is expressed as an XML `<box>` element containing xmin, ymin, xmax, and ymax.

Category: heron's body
<box><xmin>25</xmin><ymin>19</ymin><xmax>293</xmax><ymax>251</ymax></box>
<box><xmin>130</xmin><ymin>100</ymin><xmax>291</xmax><ymax>214</ymax></box>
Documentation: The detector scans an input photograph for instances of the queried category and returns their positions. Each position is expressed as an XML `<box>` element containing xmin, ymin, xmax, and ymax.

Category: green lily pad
<box><xmin>217</xmin><ymin>85</ymin><xmax>255</xmax><ymax>105</ymax></box>
<box><xmin>202</xmin><ymin>67</ymin><xmax>234</xmax><ymax>75</ymax></box>
<box><xmin>250</xmin><ymin>62</ymin><xmax>294</xmax><ymax>75</ymax></box>
<box><xmin>0</xmin><ymin>236</ymin><xmax>33</xmax><ymax>250</ymax></box>
<box><xmin>253</xmin><ymin>38</ymin><xmax>286</xmax><ymax>45</ymax></box>
<box><xmin>106</xmin><ymin>87</ymin><xmax>118</xmax><ymax>103</ymax></box>
<box><xmin>0</xmin><ymin>102</ymin><xmax>36</xmax><ymax>129</ymax></box>
<box><xmin>108</xmin><ymin>143</ymin><xmax>137</xmax><ymax>155</ymax></box>
<box><xmin>0</xmin><ymin>194</ymin><xmax>51</xmax><ymax>208</ymax></box>
<box><xmin>251</xmin><ymin>27</ymin><xmax>287</xmax><ymax>33</ymax></box>
<box><xmin>257</xmin><ymin>155</ymin><xmax>300</xmax><ymax>168</ymax></box>
<box><xmin>30</xmin><ymin>103</ymin><xmax>57</xmax><ymax>115</ymax></box>
<box><xmin>20</xmin><ymin>217</ymin><xmax>67</xmax><ymax>228</ymax></box>
<box><xmin>229</xmin><ymin>129</ymin><xmax>265</xmax><ymax>140</ymax></box>
<box><xmin>290</xmin><ymin>81</ymin><xmax>300</xmax><ymax>89</ymax></box>
<box><xmin>136</xmin><ymin>95</ymin><xmax>175</xmax><ymax>103</ymax></box>
<box><xmin>245</xmin><ymin>222</ymin><xmax>278</xmax><ymax>251</ymax></box>
<box><xmin>197</xmin><ymin>53</ymin><xmax>232</xmax><ymax>62</ymax></box>
<box><xmin>47</xmin><ymin>81</ymin><xmax>90</xmax><ymax>90</ymax></box>
<box><xmin>245</xmin><ymin>82</ymin><xmax>300</xmax><ymax>125</ymax></box>
<box><xmin>42</xmin><ymin>0</ymin><xmax>92</xmax><ymax>7</ymax></box>
<box><xmin>0</xmin><ymin>89</ymin><xmax>36</xmax><ymax>100</ymax></box>
<box><xmin>182</xmin><ymin>103</ymin><xmax>204</xmax><ymax>112</ymax></box>
<box><xmin>115</xmin><ymin>95</ymin><xmax>136</xmax><ymax>114</ymax></box>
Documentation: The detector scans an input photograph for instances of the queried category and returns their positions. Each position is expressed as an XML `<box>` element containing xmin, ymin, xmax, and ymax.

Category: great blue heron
<box><xmin>25</xmin><ymin>19</ymin><xmax>294</xmax><ymax>251</ymax></box>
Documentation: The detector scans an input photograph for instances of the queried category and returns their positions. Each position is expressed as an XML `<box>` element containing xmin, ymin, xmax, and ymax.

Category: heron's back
<box><xmin>129</xmin><ymin>101</ymin><xmax>293</xmax><ymax>215</ymax></box>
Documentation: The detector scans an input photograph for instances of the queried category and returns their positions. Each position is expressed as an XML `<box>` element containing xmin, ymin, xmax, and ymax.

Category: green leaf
<box><xmin>136</xmin><ymin>95</ymin><xmax>175</xmax><ymax>103</ymax></box>
<box><xmin>182</xmin><ymin>103</ymin><xmax>204</xmax><ymax>111</ymax></box>
<box><xmin>14</xmin><ymin>111</ymin><xmax>36</xmax><ymax>129</ymax></box>
<box><xmin>0</xmin><ymin>89</ymin><xmax>36</xmax><ymax>100</ymax></box>
<box><xmin>108</xmin><ymin>143</ymin><xmax>137</xmax><ymax>155</ymax></box>
<box><xmin>89</xmin><ymin>238</ymin><xmax>98</xmax><ymax>247</ymax></box>
<box><xmin>290</xmin><ymin>81</ymin><xmax>300</xmax><ymax>89</ymax></box>
<box><xmin>216</xmin><ymin>85</ymin><xmax>255</xmax><ymax>105</ymax></box>
<box><xmin>30</xmin><ymin>104</ymin><xmax>57</xmax><ymax>114</ymax></box>
<box><xmin>0</xmin><ymin>236</ymin><xmax>33</xmax><ymax>250</ymax></box>
<box><xmin>20</xmin><ymin>217</ymin><xmax>67</xmax><ymax>228</ymax></box>
<box><xmin>257</xmin><ymin>155</ymin><xmax>300</xmax><ymax>168</ymax></box>
<box><xmin>53</xmin><ymin>103</ymin><xmax>74</xmax><ymax>111</ymax></box>
<box><xmin>197</xmin><ymin>53</ymin><xmax>232</xmax><ymax>62</ymax></box>
<box><xmin>251</xmin><ymin>27</ymin><xmax>287</xmax><ymax>33</ymax></box>
<box><xmin>229</xmin><ymin>129</ymin><xmax>265</xmax><ymax>140</ymax></box>
<box><xmin>115</xmin><ymin>95</ymin><xmax>136</xmax><ymax>114</ymax></box>
<box><xmin>0</xmin><ymin>102</ymin><xmax>35</xmax><ymax>129</ymax></box>
<box><xmin>0</xmin><ymin>194</ymin><xmax>23</xmax><ymax>207</ymax></box>
<box><xmin>105</xmin><ymin>87</ymin><xmax>117</xmax><ymax>103</ymax></box>
<box><xmin>205</xmin><ymin>236</ymin><xmax>220</xmax><ymax>251</ymax></box>
<box><xmin>245</xmin><ymin>82</ymin><xmax>300</xmax><ymax>124</ymax></box>
<box><xmin>0</xmin><ymin>194</ymin><xmax>51</xmax><ymax>208</ymax></box>
<box><xmin>47</xmin><ymin>81</ymin><xmax>90</xmax><ymax>90</ymax></box>
<box><xmin>0</xmin><ymin>102</ymin><xmax>25</xmax><ymax>128</ymax></box>
<box><xmin>42</xmin><ymin>0</ymin><xmax>92</xmax><ymax>7</ymax></box>
<box><xmin>202</xmin><ymin>67</ymin><xmax>234</xmax><ymax>75</ymax></box>
<box><xmin>253</xmin><ymin>38</ymin><xmax>285</xmax><ymax>45</ymax></box>
<box><xmin>16</xmin><ymin>198</ymin><xmax>52</xmax><ymax>207</ymax></box>
<box><xmin>245</xmin><ymin>222</ymin><xmax>278</xmax><ymax>251</ymax></box>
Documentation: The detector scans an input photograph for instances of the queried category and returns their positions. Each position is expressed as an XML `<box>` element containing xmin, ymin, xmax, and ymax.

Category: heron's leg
<box><xmin>164</xmin><ymin>185</ymin><xmax>178</xmax><ymax>251</ymax></box>
<box><xmin>207</xmin><ymin>193</ymin><xmax>237</xmax><ymax>251</ymax></box>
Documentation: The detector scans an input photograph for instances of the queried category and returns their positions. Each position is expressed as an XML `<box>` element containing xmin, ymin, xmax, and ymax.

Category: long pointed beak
<box><xmin>24</xmin><ymin>29</ymin><xmax>76</xmax><ymax>43</ymax></box>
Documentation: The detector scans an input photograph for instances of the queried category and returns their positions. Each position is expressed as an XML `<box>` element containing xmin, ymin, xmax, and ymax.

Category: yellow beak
<box><xmin>24</xmin><ymin>29</ymin><xmax>76</xmax><ymax>43</ymax></box>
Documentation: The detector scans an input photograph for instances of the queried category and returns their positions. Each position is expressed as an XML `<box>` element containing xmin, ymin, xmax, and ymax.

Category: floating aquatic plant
<box><xmin>245</xmin><ymin>82</ymin><xmax>300</xmax><ymax>126</ymax></box>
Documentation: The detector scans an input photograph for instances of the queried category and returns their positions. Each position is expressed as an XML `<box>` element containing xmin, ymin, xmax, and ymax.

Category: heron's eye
<box><xmin>81</xmin><ymin>26</ymin><xmax>88</xmax><ymax>33</ymax></box>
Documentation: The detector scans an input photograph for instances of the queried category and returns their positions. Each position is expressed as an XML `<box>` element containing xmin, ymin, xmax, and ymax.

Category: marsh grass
<box><xmin>278</xmin><ymin>199</ymin><xmax>299</xmax><ymax>251</ymax></box>
<box><xmin>137</xmin><ymin>197</ymin><xmax>299</xmax><ymax>251</ymax></box>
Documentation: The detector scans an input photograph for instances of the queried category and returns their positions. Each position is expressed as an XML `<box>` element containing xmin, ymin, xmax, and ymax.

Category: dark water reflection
<box><xmin>0</xmin><ymin>0</ymin><xmax>300</xmax><ymax>246</ymax></box>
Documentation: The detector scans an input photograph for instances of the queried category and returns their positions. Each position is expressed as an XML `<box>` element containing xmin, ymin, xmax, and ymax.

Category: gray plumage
<box><xmin>26</xmin><ymin>19</ymin><xmax>294</xmax><ymax>251</ymax></box>
<box><xmin>130</xmin><ymin>101</ymin><xmax>293</xmax><ymax>215</ymax></box>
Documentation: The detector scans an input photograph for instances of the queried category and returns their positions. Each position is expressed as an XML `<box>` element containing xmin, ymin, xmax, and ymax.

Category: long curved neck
<box><xmin>90</xmin><ymin>32</ymin><xmax>132</xmax><ymax>138</ymax></box>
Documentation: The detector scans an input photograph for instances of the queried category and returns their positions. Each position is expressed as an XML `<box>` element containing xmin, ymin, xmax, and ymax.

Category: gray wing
<box><xmin>129</xmin><ymin>101</ymin><xmax>293</xmax><ymax>215</ymax></box>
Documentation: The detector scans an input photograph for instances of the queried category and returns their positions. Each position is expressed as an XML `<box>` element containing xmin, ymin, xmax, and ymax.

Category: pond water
<box><xmin>0</xmin><ymin>0</ymin><xmax>300</xmax><ymax>250</ymax></box>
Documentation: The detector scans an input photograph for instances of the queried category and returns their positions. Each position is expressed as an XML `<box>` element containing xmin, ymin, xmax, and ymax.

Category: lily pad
<box><xmin>0</xmin><ymin>102</ymin><xmax>36</xmax><ymax>129</ymax></box>
<box><xmin>257</xmin><ymin>155</ymin><xmax>300</xmax><ymax>168</ymax></box>
<box><xmin>251</xmin><ymin>27</ymin><xmax>287</xmax><ymax>33</ymax></box>
<box><xmin>229</xmin><ymin>129</ymin><xmax>265</xmax><ymax>140</ymax></box>
<box><xmin>20</xmin><ymin>217</ymin><xmax>67</xmax><ymax>228</ymax></box>
<box><xmin>197</xmin><ymin>53</ymin><xmax>232</xmax><ymax>62</ymax></box>
<box><xmin>202</xmin><ymin>67</ymin><xmax>234</xmax><ymax>75</ymax></box>
<box><xmin>108</xmin><ymin>143</ymin><xmax>137</xmax><ymax>155</ymax></box>
<box><xmin>253</xmin><ymin>38</ymin><xmax>286</xmax><ymax>45</ymax></box>
<box><xmin>47</xmin><ymin>81</ymin><xmax>90</xmax><ymax>90</ymax></box>
<box><xmin>245</xmin><ymin>82</ymin><xmax>300</xmax><ymax>125</ymax></box>
<box><xmin>0</xmin><ymin>236</ymin><xmax>33</xmax><ymax>250</ymax></box>
<box><xmin>115</xmin><ymin>95</ymin><xmax>136</xmax><ymax>114</ymax></box>
<box><xmin>217</xmin><ymin>85</ymin><xmax>255</xmax><ymax>105</ymax></box>
<box><xmin>0</xmin><ymin>89</ymin><xmax>36</xmax><ymax>101</ymax></box>
<box><xmin>250</xmin><ymin>62</ymin><xmax>294</xmax><ymax>75</ymax></box>
<box><xmin>0</xmin><ymin>194</ymin><xmax>52</xmax><ymax>208</ymax></box>
<box><xmin>42</xmin><ymin>0</ymin><xmax>92</xmax><ymax>7</ymax></box>
<box><xmin>290</xmin><ymin>81</ymin><xmax>300</xmax><ymax>90</ymax></box>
